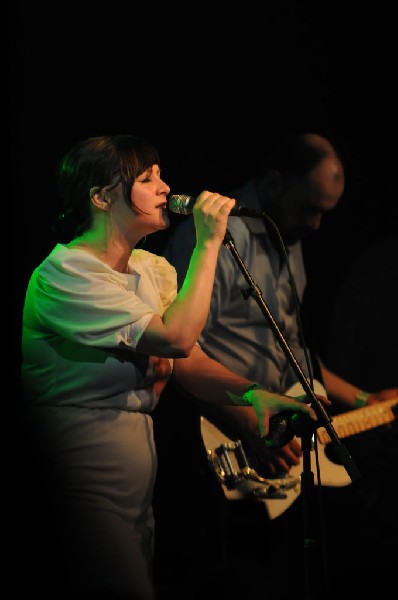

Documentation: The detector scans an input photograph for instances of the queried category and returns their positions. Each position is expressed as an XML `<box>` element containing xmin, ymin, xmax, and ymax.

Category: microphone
<box><xmin>168</xmin><ymin>195</ymin><xmax>264</xmax><ymax>218</ymax></box>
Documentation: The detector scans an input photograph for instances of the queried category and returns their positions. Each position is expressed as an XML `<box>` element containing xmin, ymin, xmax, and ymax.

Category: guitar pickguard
<box><xmin>201</xmin><ymin>383</ymin><xmax>398</xmax><ymax>520</ymax></box>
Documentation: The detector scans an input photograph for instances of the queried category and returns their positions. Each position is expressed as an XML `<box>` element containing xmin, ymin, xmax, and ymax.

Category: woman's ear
<box><xmin>89</xmin><ymin>186</ymin><xmax>102</xmax><ymax>199</ymax></box>
<box><xmin>89</xmin><ymin>187</ymin><xmax>109</xmax><ymax>211</ymax></box>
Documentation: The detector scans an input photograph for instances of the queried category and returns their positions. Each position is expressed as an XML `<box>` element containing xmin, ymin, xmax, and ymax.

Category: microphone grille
<box><xmin>168</xmin><ymin>195</ymin><xmax>192</xmax><ymax>215</ymax></box>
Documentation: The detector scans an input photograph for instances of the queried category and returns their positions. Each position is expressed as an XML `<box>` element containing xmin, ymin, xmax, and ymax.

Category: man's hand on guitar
<box><xmin>368</xmin><ymin>388</ymin><xmax>398</xmax><ymax>406</ymax></box>
<box><xmin>245</xmin><ymin>387</ymin><xmax>329</xmax><ymax>440</ymax></box>
<box><xmin>244</xmin><ymin>435</ymin><xmax>303</xmax><ymax>477</ymax></box>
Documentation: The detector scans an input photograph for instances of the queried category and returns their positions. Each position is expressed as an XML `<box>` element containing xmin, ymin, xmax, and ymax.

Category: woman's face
<box><xmin>123</xmin><ymin>165</ymin><xmax>170</xmax><ymax>235</ymax></box>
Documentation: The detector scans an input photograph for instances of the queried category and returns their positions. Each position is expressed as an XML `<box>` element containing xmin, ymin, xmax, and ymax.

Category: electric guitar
<box><xmin>200</xmin><ymin>381</ymin><xmax>398</xmax><ymax>520</ymax></box>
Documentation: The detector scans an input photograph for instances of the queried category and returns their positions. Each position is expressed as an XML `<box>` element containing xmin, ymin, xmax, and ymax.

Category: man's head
<box><xmin>255</xmin><ymin>133</ymin><xmax>345</xmax><ymax>245</ymax></box>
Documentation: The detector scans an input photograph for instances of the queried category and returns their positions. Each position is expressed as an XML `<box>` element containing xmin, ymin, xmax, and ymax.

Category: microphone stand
<box><xmin>222</xmin><ymin>228</ymin><xmax>361</xmax><ymax>599</ymax></box>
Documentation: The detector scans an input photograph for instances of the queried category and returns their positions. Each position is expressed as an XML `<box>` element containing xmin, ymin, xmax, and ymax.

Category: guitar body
<box><xmin>201</xmin><ymin>382</ymin><xmax>398</xmax><ymax>520</ymax></box>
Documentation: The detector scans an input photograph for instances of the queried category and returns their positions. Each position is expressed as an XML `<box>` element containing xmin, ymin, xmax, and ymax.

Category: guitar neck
<box><xmin>317</xmin><ymin>398</ymin><xmax>398</xmax><ymax>444</ymax></box>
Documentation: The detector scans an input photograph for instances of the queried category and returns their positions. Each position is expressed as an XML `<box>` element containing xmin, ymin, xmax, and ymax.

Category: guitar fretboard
<box><xmin>317</xmin><ymin>398</ymin><xmax>398</xmax><ymax>444</ymax></box>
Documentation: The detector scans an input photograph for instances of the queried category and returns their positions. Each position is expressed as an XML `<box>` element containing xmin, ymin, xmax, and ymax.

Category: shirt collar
<box><xmin>232</xmin><ymin>179</ymin><xmax>267</xmax><ymax>234</ymax></box>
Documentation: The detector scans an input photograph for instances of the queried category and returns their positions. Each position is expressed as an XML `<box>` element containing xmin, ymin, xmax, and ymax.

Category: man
<box><xmin>155</xmin><ymin>133</ymin><xmax>397</xmax><ymax>598</ymax></box>
<box><xmin>165</xmin><ymin>133</ymin><xmax>394</xmax><ymax>412</ymax></box>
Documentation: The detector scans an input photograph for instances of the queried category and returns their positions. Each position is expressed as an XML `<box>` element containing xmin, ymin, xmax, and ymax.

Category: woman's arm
<box><xmin>137</xmin><ymin>191</ymin><xmax>235</xmax><ymax>357</ymax></box>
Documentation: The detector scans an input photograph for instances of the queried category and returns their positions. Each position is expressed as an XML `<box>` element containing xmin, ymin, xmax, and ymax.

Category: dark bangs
<box><xmin>115</xmin><ymin>135</ymin><xmax>161</xmax><ymax>202</ymax></box>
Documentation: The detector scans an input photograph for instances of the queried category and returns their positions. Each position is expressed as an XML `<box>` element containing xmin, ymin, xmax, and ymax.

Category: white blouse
<box><xmin>21</xmin><ymin>244</ymin><xmax>177</xmax><ymax>412</ymax></box>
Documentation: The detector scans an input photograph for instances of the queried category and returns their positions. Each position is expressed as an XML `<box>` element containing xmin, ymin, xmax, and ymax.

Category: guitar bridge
<box><xmin>206</xmin><ymin>439</ymin><xmax>300</xmax><ymax>499</ymax></box>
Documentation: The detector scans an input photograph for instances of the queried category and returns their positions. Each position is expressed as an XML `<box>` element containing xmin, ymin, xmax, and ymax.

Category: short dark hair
<box><xmin>53</xmin><ymin>134</ymin><xmax>160</xmax><ymax>239</ymax></box>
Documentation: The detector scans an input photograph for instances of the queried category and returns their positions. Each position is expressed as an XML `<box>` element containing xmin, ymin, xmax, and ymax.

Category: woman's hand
<box><xmin>149</xmin><ymin>356</ymin><xmax>172</xmax><ymax>399</ymax></box>
<box><xmin>192</xmin><ymin>191</ymin><xmax>236</xmax><ymax>248</ymax></box>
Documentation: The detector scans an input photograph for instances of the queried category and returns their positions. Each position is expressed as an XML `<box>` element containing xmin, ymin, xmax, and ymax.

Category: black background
<box><xmin>9</xmin><ymin>4</ymin><xmax>398</xmax><ymax>596</ymax></box>
<box><xmin>10</xmin><ymin>4</ymin><xmax>398</xmax><ymax>408</ymax></box>
<box><xmin>11</xmin><ymin>4</ymin><xmax>397</xmax><ymax>342</ymax></box>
